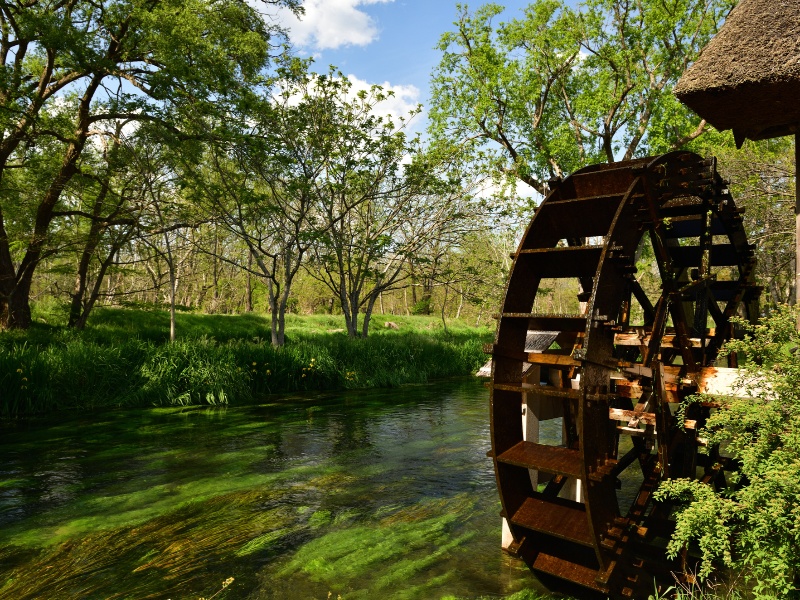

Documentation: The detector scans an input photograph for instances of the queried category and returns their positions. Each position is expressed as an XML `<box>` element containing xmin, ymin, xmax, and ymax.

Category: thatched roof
<box><xmin>674</xmin><ymin>0</ymin><xmax>800</xmax><ymax>146</ymax></box>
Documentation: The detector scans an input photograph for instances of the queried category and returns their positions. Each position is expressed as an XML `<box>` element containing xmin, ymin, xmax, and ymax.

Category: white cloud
<box><xmin>274</xmin><ymin>73</ymin><xmax>420</xmax><ymax>127</ymax></box>
<box><xmin>277</xmin><ymin>0</ymin><xmax>394</xmax><ymax>51</ymax></box>
<box><xmin>477</xmin><ymin>178</ymin><xmax>539</xmax><ymax>201</ymax></box>
<box><xmin>345</xmin><ymin>74</ymin><xmax>420</xmax><ymax>124</ymax></box>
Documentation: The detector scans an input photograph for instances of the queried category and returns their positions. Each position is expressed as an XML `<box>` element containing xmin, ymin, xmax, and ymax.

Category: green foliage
<box><xmin>656</xmin><ymin>306</ymin><xmax>800</xmax><ymax>598</ymax></box>
<box><xmin>411</xmin><ymin>298</ymin><xmax>432</xmax><ymax>315</ymax></box>
<box><xmin>429</xmin><ymin>0</ymin><xmax>734</xmax><ymax>192</ymax></box>
<box><xmin>0</xmin><ymin>308</ymin><xmax>491</xmax><ymax>417</ymax></box>
<box><xmin>710</xmin><ymin>138</ymin><xmax>797</xmax><ymax>308</ymax></box>
<box><xmin>0</xmin><ymin>0</ymin><xmax>297</xmax><ymax>327</ymax></box>
<box><xmin>650</xmin><ymin>575</ymin><xmax>745</xmax><ymax>600</ymax></box>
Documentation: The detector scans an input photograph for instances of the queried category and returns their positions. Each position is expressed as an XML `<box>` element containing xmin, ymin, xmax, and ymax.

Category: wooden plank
<box><xmin>532</xmin><ymin>552</ymin><xmax>608</xmax><ymax>593</ymax></box>
<box><xmin>615</xmin><ymin>332</ymin><xmax>713</xmax><ymax>348</ymax></box>
<box><xmin>617</xmin><ymin>426</ymin><xmax>651</xmax><ymax>436</ymax></box>
<box><xmin>525</xmin><ymin>330</ymin><xmax>560</xmax><ymax>352</ymax></box>
<box><xmin>691</xmin><ymin>367</ymin><xmax>747</xmax><ymax>396</ymax></box>
<box><xmin>510</xmin><ymin>496</ymin><xmax>594</xmax><ymax>547</ymax></box>
<box><xmin>526</xmin><ymin>353</ymin><xmax>580</xmax><ymax>368</ymax></box>
<box><xmin>497</xmin><ymin>441</ymin><xmax>582</xmax><ymax>478</ymax></box>
<box><xmin>615</xmin><ymin>365</ymin><xmax>752</xmax><ymax>398</ymax></box>
<box><xmin>614</xmin><ymin>380</ymin><xmax>643</xmax><ymax>399</ymax></box>
<box><xmin>609</xmin><ymin>408</ymin><xmax>657</xmax><ymax>426</ymax></box>
<box><xmin>668</xmin><ymin>244</ymin><xmax>740</xmax><ymax>267</ymax></box>
<box><xmin>609</xmin><ymin>408</ymin><xmax>696</xmax><ymax>430</ymax></box>
<box><xmin>530</xmin><ymin>194</ymin><xmax>623</xmax><ymax>239</ymax></box>
<box><xmin>493</xmin><ymin>382</ymin><xmax>578</xmax><ymax>401</ymax></box>
<box><xmin>525</xmin><ymin>385</ymin><xmax>581</xmax><ymax>401</ymax></box>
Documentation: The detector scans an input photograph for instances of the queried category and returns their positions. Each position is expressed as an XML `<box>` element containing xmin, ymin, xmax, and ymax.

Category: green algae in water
<box><xmin>0</xmin><ymin>380</ymin><xmax>550</xmax><ymax>599</ymax></box>
<box><xmin>235</xmin><ymin>527</ymin><xmax>293</xmax><ymax>557</ymax></box>
<box><xmin>308</xmin><ymin>509</ymin><xmax>333</xmax><ymax>528</ymax></box>
<box><xmin>273</xmin><ymin>496</ymin><xmax>479</xmax><ymax>600</ymax></box>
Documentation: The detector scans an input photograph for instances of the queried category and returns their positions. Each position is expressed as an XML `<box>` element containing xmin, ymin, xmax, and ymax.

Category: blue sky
<box><xmin>276</xmin><ymin>1</ymin><xmax>535</xmax><ymax>127</ymax></box>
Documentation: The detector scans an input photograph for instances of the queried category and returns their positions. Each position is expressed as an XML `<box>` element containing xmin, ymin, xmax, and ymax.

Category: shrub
<box><xmin>656</xmin><ymin>305</ymin><xmax>800</xmax><ymax>598</ymax></box>
<box><xmin>0</xmin><ymin>310</ymin><xmax>491</xmax><ymax>417</ymax></box>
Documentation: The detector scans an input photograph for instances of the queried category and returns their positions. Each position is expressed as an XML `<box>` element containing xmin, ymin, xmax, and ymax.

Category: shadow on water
<box><xmin>0</xmin><ymin>379</ymin><xmax>555</xmax><ymax>600</ymax></box>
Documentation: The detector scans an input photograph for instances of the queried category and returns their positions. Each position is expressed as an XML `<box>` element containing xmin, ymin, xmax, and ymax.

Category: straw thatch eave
<box><xmin>674</xmin><ymin>0</ymin><xmax>800</xmax><ymax>146</ymax></box>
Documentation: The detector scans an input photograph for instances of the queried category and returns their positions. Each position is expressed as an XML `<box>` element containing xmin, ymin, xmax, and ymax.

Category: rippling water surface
<box><xmin>0</xmin><ymin>378</ymin><xmax>552</xmax><ymax>599</ymax></box>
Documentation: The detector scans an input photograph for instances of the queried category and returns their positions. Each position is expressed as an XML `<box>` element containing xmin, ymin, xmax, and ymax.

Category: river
<box><xmin>0</xmin><ymin>378</ymin><xmax>554</xmax><ymax>599</ymax></box>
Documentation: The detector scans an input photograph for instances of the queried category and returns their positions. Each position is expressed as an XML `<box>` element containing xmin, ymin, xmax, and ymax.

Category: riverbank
<box><xmin>0</xmin><ymin>307</ymin><xmax>492</xmax><ymax>417</ymax></box>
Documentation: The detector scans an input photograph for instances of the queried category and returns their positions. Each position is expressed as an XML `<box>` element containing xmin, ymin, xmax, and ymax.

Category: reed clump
<box><xmin>0</xmin><ymin>308</ymin><xmax>490</xmax><ymax>417</ymax></box>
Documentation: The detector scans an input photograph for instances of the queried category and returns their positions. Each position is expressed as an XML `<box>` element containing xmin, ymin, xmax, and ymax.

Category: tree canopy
<box><xmin>0</xmin><ymin>0</ymin><xmax>299</xmax><ymax>328</ymax></box>
<box><xmin>429</xmin><ymin>0</ymin><xmax>736</xmax><ymax>194</ymax></box>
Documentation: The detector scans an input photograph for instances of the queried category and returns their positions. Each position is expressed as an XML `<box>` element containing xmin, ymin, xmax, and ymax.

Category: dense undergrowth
<box><xmin>656</xmin><ymin>305</ymin><xmax>800</xmax><ymax>599</ymax></box>
<box><xmin>0</xmin><ymin>306</ymin><xmax>491</xmax><ymax>417</ymax></box>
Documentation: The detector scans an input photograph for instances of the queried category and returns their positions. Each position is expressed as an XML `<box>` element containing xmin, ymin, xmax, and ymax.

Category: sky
<box><xmin>275</xmin><ymin>0</ymin><xmax>535</xmax><ymax>129</ymax></box>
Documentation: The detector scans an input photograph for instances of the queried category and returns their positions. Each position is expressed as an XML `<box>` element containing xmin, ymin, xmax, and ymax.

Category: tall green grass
<box><xmin>0</xmin><ymin>308</ymin><xmax>492</xmax><ymax>417</ymax></box>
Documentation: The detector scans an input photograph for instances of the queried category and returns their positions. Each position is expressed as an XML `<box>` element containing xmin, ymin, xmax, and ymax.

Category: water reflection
<box><xmin>0</xmin><ymin>379</ymin><xmax>545</xmax><ymax>599</ymax></box>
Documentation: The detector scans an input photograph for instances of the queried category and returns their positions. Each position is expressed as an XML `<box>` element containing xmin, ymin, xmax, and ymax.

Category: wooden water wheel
<box><xmin>488</xmin><ymin>151</ymin><xmax>760</xmax><ymax>598</ymax></box>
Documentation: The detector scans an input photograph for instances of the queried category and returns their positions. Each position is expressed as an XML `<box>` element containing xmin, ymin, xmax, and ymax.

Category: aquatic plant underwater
<box><xmin>0</xmin><ymin>380</ymin><xmax>551</xmax><ymax>599</ymax></box>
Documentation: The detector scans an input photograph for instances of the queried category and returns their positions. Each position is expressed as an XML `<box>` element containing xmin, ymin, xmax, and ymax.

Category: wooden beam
<box><xmin>614</xmin><ymin>331</ymin><xmax>715</xmax><ymax>348</ymax></box>
<box><xmin>526</xmin><ymin>352</ymin><xmax>580</xmax><ymax>368</ymax></box>
<box><xmin>609</xmin><ymin>408</ymin><xmax>696</xmax><ymax>430</ymax></box>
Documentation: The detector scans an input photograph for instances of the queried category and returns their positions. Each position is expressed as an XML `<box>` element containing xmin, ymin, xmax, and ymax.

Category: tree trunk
<box><xmin>3</xmin><ymin>75</ymin><xmax>102</xmax><ymax>329</ymax></box>
<box><xmin>362</xmin><ymin>293</ymin><xmax>378</xmax><ymax>338</ymax></box>
<box><xmin>73</xmin><ymin>248</ymin><xmax>118</xmax><ymax>330</ymax></box>
<box><xmin>246</xmin><ymin>251</ymin><xmax>253</xmax><ymax>312</ymax></box>
<box><xmin>268</xmin><ymin>280</ymin><xmax>279</xmax><ymax>346</ymax></box>
<box><xmin>169</xmin><ymin>261</ymin><xmax>177</xmax><ymax>342</ymax></box>
<box><xmin>1</xmin><ymin>282</ymin><xmax>33</xmax><ymax>329</ymax></box>
<box><xmin>419</xmin><ymin>278</ymin><xmax>434</xmax><ymax>315</ymax></box>
<box><xmin>277</xmin><ymin>296</ymin><xmax>288</xmax><ymax>347</ymax></box>
<box><xmin>440</xmin><ymin>284</ymin><xmax>449</xmax><ymax>332</ymax></box>
<box><xmin>212</xmin><ymin>230</ymin><xmax>220</xmax><ymax>312</ymax></box>
<box><xmin>69</xmin><ymin>216</ymin><xmax>105</xmax><ymax>327</ymax></box>
<box><xmin>342</xmin><ymin>288</ymin><xmax>358</xmax><ymax>337</ymax></box>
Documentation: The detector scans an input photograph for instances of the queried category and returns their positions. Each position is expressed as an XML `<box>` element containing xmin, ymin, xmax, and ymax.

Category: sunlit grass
<box><xmin>0</xmin><ymin>307</ymin><xmax>492</xmax><ymax>417</ymax></box>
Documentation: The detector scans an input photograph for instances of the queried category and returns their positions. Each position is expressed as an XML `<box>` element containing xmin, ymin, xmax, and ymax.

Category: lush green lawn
<box><xmin>0</xmin><ymin>307</ymin><xmax>493</xmax><ymax>417</ymax></box>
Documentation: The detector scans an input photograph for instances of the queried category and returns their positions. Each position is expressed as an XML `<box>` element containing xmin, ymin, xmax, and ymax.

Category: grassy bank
<box><xmin>0</xmin><ymin>307</ymin><xmax>492</xmax><ymax>417</ymax></box>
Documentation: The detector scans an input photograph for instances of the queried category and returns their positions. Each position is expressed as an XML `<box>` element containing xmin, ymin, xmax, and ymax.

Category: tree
<box><xmin>429</xmin><ymin>0</ymin><xmax>735</xmax><ymax>194</ymax></box>
<box><xmin>310</xmin><ymin>143</ymin><xmax>488</xmax><ymax>338</ymax></box>
<box><xmin>0</xmin><ymin>0</ymin><xmax>299</xmax><ymax>329</ymax></box>
<box><xmin>711</xmin><ymin>138</ymin><xmax>797</xmax><ymax>308</ymax></box>
<box><xmin>64</xmin><ymin>121</ymin><xmax>143</xmax><ymax>329</ymax></box>
<box><xmin>192</xmin><ymin>62</ymin><xmax>354</xmax><ymax>347</ymax></box>
<box><xmin>131</xmin><ymin>133</ymin><xmax>199</xmax><ymax>342</ymax></box>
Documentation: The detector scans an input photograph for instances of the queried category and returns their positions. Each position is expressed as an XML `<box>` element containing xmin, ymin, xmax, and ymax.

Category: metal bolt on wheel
<box><xmin>488</xmin><ymin>152</ymin><xmax>759</xmax><ymax>598</ymax></box>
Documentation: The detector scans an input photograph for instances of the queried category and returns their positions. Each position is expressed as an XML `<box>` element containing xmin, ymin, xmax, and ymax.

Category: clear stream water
<box><xmin>0</xmin><ymin>379</ymin><xmax>556</xmax><ymax>600</ymax></box>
